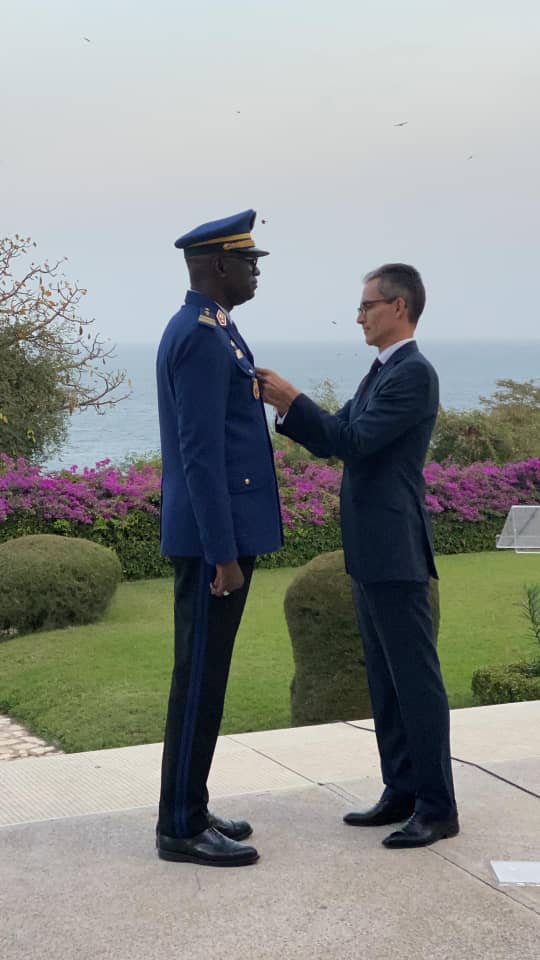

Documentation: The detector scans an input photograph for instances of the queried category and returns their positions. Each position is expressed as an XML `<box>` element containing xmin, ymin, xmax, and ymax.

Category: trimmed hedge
<box><xmin>0</xmin><ymin>534</ymin><xmax>121</xmax><ymax>635</ymax></box>
<box><xmin>0</xmin><ymin>511</ymin><xmax>171</xmax><ymax>581</ymax></box>
<box><xmin>257</xmin><ymin>521</ymin><xmax>343</xmax><ymax>569</ymax></box>
<box><xmin>284</xmin><ymin>550</ymin><xmax>440</xmax><ymax>725</ymax></box>
<box><xmin>258</xmin><ymin>514</ymin><xmax>504</xmax><ymax>569</ymax></box>
<box><xmin>430</xmin><ymin>515</ymin><xmax>503</xmax><ymax>555</ymax></box>
<box><xmin>471</xmin><ymin>661</ymin><xmax>540</xmax><ymax>705</ymax></box>
<box><xmin>0</xmin><ymin>510</ymin><xmax>504</xmax><ymax>580</ymax></box>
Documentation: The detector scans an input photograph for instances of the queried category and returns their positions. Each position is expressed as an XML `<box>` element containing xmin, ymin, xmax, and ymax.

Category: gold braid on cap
<box><xmin>188</xmin><ymin>232</ymin><xmax>255</xmax><ymax>251</ymax></box>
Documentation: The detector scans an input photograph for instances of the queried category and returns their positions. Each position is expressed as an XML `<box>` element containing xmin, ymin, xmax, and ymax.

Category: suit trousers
<box><xmin>351</xmin><ymin>579</ymin><xmax>457</xmax><ymax>820</ymax></box>
<box><xmin>158</xmin><ymin>555</ymin><xmax>255</xmax><ymax>838</ymax></box>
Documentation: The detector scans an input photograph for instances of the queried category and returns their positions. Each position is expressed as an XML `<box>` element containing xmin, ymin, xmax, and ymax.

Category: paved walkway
<box><xmin>0</xmin><ymin>702</ymin><xmax>539</xmax><ymax>959</ymax></box>
<box><xmin>0</xmin><ymin>714</ymin><xmax>63</xmax><ymax>760</ymax></box>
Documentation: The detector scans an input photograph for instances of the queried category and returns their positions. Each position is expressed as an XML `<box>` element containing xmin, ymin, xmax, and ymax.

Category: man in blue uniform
<box><xmin>156</xmin><ymin>210</ymin><xmax>283</xmax><ymax>866</ymax></box>
<box><xmin>257</xmin><ymin>264</ymin><xmax>459</xmax><ymax>849</ymax></box>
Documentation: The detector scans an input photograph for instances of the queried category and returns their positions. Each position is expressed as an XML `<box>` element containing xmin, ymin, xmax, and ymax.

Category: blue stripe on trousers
<box><xmin>174</xmin><ymin>559</ymin><xmax>211</xmax><ymax>837</ymax></box>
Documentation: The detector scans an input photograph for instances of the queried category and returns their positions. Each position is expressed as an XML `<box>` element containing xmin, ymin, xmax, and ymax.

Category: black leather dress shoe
<box><xmin>207</xmin><ymin>813</ymin><xmax>253</xmax><ymax>841</ymax></box>
<box><xmin>343</xmin><ymin>797</ymin><xmax>415</xmax><ymax>827</ymax></box>
<box><xmin>157</xmin><ymin>827</ymin><xmax>259</xmax><ymax>866</ymax></box>
<box><xmin>383</xmin><ymin>812</ymin><xmax>460</xmax><ymax>848</ymax></box>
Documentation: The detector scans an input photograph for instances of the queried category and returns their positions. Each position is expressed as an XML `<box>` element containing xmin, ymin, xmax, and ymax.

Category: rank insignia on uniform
<box><xmin>252</xmin><ymin>378</ymin><xmax>260</xmax><ymax>400</ymax></box>
<box><xmin>216</xmin><ymin>309</ymin><xmax>227</xmax><ymax>326</ymax></box>
<box><xmin>198</xmin><ymin>313</ymin><xmax>216</xmax><ymax>327</ymax></box>
<box><xmin>235</xmin><ymin>349</ymin><xmax>244</xmax><ymax>359</ymax></box>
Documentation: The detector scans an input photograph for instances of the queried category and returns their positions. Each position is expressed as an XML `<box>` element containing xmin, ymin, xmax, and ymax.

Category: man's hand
<box><xmin>255</xmin><ymin>368</ymin><xmax>301</xmax><ymax>416</ymax></box>
<box><xmin>211</xmin><ymin>560</ymin><xmax>244</xmax><ymax>598</ymax></box>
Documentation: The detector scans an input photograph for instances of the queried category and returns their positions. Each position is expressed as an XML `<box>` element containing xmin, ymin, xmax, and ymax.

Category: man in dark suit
<box><xmin>257</xmin><ymin>263</ymin><xmax>458</xmax><ymax>848</ymax></box>
<box><xmin>156</xmin><ymin>210</ymin><xmax>283</xmax><ymax>867</ymax></box>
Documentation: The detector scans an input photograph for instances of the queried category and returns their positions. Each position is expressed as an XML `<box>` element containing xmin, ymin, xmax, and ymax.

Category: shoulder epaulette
<box><xmin>198</xmin><ymin>310</ymin><xmax>217</xmax><ymax>328</ymax></box>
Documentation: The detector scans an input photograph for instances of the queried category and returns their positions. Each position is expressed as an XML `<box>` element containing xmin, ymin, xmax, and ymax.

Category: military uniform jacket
<box><xmin>157</xmin><ymin>291</ymin><xmax>283</xmax><ymax>564</ymax></box>
<box><xmin>276</xmin><ymin>341</ymin><xmax>438</xmax><ymax>583</ymax></box>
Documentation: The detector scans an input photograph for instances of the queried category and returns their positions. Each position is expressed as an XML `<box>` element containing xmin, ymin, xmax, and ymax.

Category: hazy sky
<box><xmin>2</xmin><ymin>0</ymin><xmax>540</xmax><ymax>344</ymax></box>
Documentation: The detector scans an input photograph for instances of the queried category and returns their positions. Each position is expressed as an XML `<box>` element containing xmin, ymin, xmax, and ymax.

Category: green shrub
<box><xmin>258</xmin><ymin>522</ymin><xmax>343</xmax><ymax>569</ymax></box>
<box><xmin>81</xmin><ymin>511</ymin><xmax>172</xmax><ymax>580</ymax></box>
<box><xmin>115</xmin><ymin>450</ymin><xmax>162</xmax><ymax>471</ymax></box>
<box><xmin>471</xmin><ymin>581</ymin><xmax>540</xmax><ymax>706</ymax></box>
<box><xmin>0</xmin><ymin>511</ymin><xmax>171</xmax><ymax>581</ymax></box>
<box><xmin>0</xmin><ymin>511</ymin><xmax>504</xmax><ymax>579</ymax></box>
<box><xmin>471</xmin><ymin>661</ymin><xmax>540</xmax><ymax>705</ymax></box>
<box><xmin>522</xmin><ymin>583</ymin><xmax>540</xmax><ymax>644</ymax></box>
<box><xmin>480</xmin><ymin>378</ymin><xmax>540</xmax><ymax>464</ymax></box>
<box><xmin>431</xmin><ymin>515</ymin><xmax>502</xmax><ymax>555</ymax></box>
<box><xmin>428</xmin><ymin>408</ymin><xmax>513</xmax><ymax>465</ymax></box>
<box><xmin>259</xmin><ymin>515</ymin><xmax>502</xmax><ymax>568</ymax></box>
<box><xmin>0</xmin><ymin>534</ymin><xmax>122</xmax><ymax>635</ymax></box>
<box><xmin>284</xmin><ymin>550</ymin><xmax>440</xmax><ymax>726</ymax></box>
<box><xmin>428</xmin><ymin>379</ymin><xmax>540</xmax><ymax>465</ymax></box>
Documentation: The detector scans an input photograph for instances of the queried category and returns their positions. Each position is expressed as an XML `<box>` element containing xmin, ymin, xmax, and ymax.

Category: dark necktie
<box><xmin>357</xmin><ymin>357</ymin><xmax>383</xmax><ymax>400</ymax></box>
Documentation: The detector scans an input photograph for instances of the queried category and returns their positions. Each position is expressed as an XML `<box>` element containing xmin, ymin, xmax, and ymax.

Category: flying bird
<box><xmin>331</xmin><ymin>321</ymin><xmax>337</xmax><ymax>325</ymax></box>
<box><xmin>261</xmin><ymin>219</ymin><xmax>268</xmax><ymax>224</ymax></box>
<box><xmin>83</xmin><ymin>37</ymin><xmax>91</xmax><ymax>42</ymax></box>
<box><xmin>467</xmin><ymin>154</ymin><xmax>474</xmax><ymax>160</ymax></box>
<box><xmin>394</xmin><ymin>121</ymin><xmax>408</xmax><ymax>127</ymax></box>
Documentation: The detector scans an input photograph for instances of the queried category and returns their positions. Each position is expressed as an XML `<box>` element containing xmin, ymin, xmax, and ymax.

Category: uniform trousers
<box><xmin>351</xmin><ymin>579</ymin><xmax>457</xmax><ymax>820</ymax></box>
<box><xmin>158</xmin><ymin>556</ymin><xmax>255</xmax><ymax>838</ymax></box>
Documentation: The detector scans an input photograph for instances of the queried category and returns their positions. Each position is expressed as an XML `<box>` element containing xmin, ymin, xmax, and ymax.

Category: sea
<box><xmin>46</xmin><ymin>340</ymin><xmax>540</xmax><ymax>471</ymax></box>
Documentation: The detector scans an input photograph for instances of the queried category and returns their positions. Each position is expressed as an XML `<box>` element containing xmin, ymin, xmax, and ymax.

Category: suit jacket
<box><xmin>157</xmin><ymin>291</ymin><xmax>283</xmax><ymax>564</ymax></box>
<box><xmin>276</xmin><ymin>341</ymin><xmax>438</xmax><ymax>583</ymax></box>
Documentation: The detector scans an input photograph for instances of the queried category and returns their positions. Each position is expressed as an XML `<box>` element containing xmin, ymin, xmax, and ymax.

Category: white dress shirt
<box><xmin>377</xmin><ymin>338</ymin><xmax>415</xmax><ymax>365</ymax></box>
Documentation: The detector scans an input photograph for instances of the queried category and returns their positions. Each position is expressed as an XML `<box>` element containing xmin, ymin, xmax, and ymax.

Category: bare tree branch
<box><xmin>0</xmin><ymin>235</ymin><xmax>130</xmax><ymax>413</ymax></box>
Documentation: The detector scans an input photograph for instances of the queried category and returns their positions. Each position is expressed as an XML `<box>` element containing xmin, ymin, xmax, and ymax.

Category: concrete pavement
<box><xmin>0</xmin><ymin>702</ymin><xmax>539</xmax><ymax>959</ymax></box>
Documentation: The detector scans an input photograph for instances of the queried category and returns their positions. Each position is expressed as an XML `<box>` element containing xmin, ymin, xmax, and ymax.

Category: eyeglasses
<box><xmin>223</xmin><ymin>255</ymin><xmax>259</xmax><ymax>274</ymax></box>
<box><xmin>358</xmin><ymin>298</ymin><xmax>396</xmax><ymax>315</ymax></box>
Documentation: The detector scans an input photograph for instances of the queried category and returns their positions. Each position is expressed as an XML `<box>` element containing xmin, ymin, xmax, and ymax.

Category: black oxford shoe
<box><xmin>344</xmin><ymin>797</ymin><xmax>415</xmax><ymax>827</ymax></box>
<box><xmin>383</xmin><ymin>812</ymin><xmax>460</xmax><ymax>849</ymax></box>
<box><xmin>157</xmin><ymin>827</ymin><xmax>259</xmax><ymax>866</ymax></box>
<box><xmin>207</xmin><ymin>813</ymin><xmax>253</xmax><ymax>841</ymax></box>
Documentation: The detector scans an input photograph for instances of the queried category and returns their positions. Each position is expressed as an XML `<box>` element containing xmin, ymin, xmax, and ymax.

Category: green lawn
<box><xmin>0</xmin><ymin>554</ymin><xmax>538</xmax><ymax>753</ymax></box>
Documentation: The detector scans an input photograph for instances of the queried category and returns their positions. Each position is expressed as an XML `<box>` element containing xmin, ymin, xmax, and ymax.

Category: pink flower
<box><xmin>1</xmin><ymin>454</ymin><xmax>538</xmax><ymax>532</ymax></box>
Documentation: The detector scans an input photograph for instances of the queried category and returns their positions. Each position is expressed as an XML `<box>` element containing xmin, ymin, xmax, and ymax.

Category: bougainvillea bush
<box><xmin>0</xmin><ymin>452</ymin><xmax>539</xmax><ymax>578</ymax></box>
<box><xmin>276</xmin><ymin>450</ymin><xmax>540</xmax><ymax>526</ymax></box>
<box><xmin>423</xmin><ymin>459</ymin><xmax>540</xmax><ymax>522</ymax></box>
<box><xmin>0</xmin><ymin>455</ymin><xmax>161</xmax><ymax>525</ymax></box>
